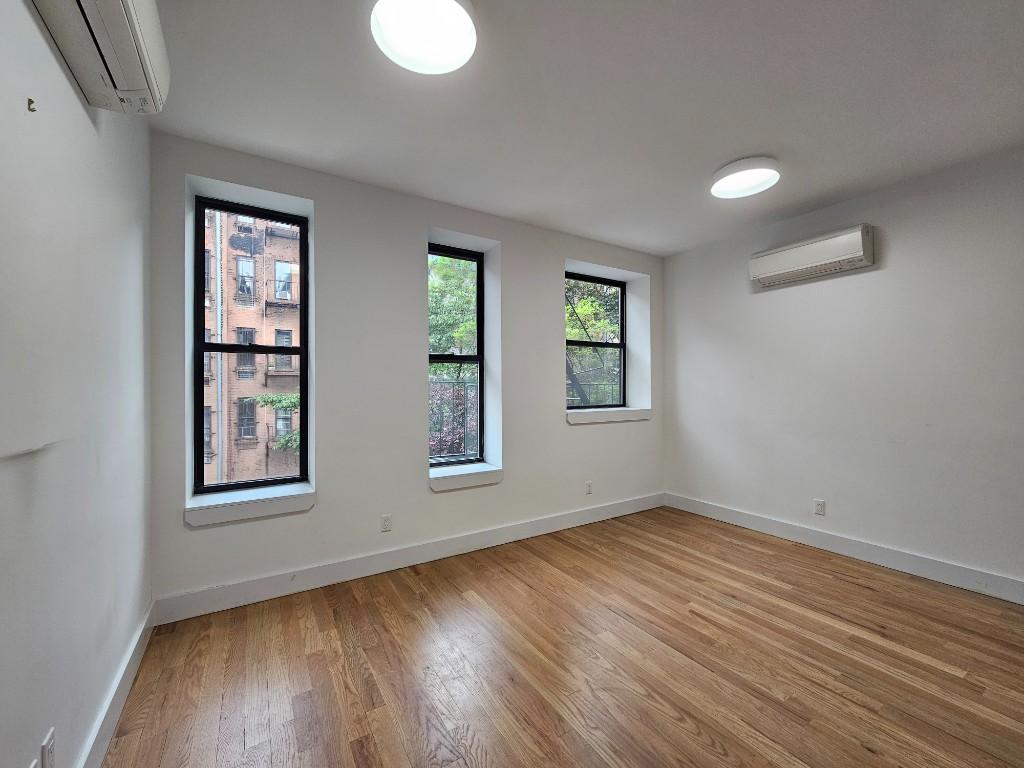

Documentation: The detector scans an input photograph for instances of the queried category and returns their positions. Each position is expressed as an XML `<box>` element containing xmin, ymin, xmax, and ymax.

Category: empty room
<box><xmin>3</xmin><ymin>0</ymin><xmax>1024</xmax><ymax>766</ymax></box>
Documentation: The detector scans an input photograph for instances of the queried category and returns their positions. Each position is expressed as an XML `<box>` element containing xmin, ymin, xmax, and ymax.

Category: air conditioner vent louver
<box><xmin>749</xmin><ymin>225</ymin><xmax>873</xmax><ymax>288</ymax></box>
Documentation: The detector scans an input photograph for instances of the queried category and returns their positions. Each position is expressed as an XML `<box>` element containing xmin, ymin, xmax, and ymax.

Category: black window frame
<box><xmin>565</xmin><ymin>271</ymin><xmax>627</xmax><ymax>409</ymax></box>
<box><xmin>428</xmin><ymin>242</ymin><xmax>485</xmax><ymax>467</ymax></box>
<box><xmin>193</xmin><ymin>196</ymin><xmax>309</xmax><ymax>495</ymax></box>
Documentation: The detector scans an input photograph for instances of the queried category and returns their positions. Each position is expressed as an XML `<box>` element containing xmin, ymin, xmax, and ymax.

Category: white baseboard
<box><xmin>78</xmin><ymin>604</ymin><xmax>154</xmax><ymax>768</ymax></box>
<box><xmin>665</xmin><ymin>494</ymin><xmax>1024</xmax><ymax>606</ymax></box>
<box><xmin>153</xmin><ymin>493</ymin><xmax>665</xmax><ymax>624</ymax></box>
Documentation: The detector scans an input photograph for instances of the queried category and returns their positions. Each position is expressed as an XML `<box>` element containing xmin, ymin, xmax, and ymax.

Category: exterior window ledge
<box><xmin>566</xmin><ymin>407</ymin><xmax>652</xmax><ymax>425</ymax></box>
<box><xmin>429</xmin><ymin>462</ymin><xmax>503</xmax><ymax>492</ymax></box>
<box><xmin>185</xmin><ymin>482</ymin><xmax>315</xmax><ymax>527</ymax></box>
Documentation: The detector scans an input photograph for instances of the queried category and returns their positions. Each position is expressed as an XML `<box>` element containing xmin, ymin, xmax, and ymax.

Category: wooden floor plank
<box><xmin>104</xmin><ymin>508</ymin><xmax>1024</xmax><ymax>767</ymax></box>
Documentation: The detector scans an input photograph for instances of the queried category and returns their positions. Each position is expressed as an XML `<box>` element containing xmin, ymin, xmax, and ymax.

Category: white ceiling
<box><xmin>152</xmin><ymin>0</ymin><xmax>1024</xmax><ymax>255</ymax></box>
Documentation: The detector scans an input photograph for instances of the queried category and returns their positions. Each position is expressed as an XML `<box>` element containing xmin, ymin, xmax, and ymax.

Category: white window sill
<box><xmin>185</xmin><ymin>482</ymin><xmax>316</xmax><ymax>527</ymax></box>
<box><xmin>566</xmin><ymin>407</ymin><xmax>652</xmax><ymax>425</ymax></box>
<box><xmin>429</xmin><ymin>462</ymin><xmax>503</xmax><ymax>492</ymax></box>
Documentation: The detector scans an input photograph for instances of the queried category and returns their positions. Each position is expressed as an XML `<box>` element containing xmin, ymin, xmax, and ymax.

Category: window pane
<box><xmin>429</xmin><ymin>362</ymin><xmax>480</xmax><ymax>461</ymax></box>
<box><xmin>202</xmin><ymin>353</ymin><xmax>301</xmax><ymax>485</ymax></box>
<box><xmin>203</xmin><ymin>208</ymin><xmax>302</xmax><ymax>345</ymax></box>
<box><xmin>565</xmin><ymin>278</ymin><xmax>621</xmax><ymax>343</ymax></box>
<box><xmin>566</xmin><ymin>345</ymin><xmax>623</xmax><ymax>407</ymax></box>
<box><xmin>273</xmin><ymin>329</ymin><xmax>295</xmax><ymax>372</ymax></box>
<box><xmin>428</xmin><ymin>253</ymin><xmax>477</xmax><ymax>355</ymax></box>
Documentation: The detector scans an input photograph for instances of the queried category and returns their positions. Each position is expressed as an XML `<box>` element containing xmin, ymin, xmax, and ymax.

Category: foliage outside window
<box><xmin>565</xmin><ymin>273</ymin><xmax>626</xmax><ymax>408</ymax></box>
<box><xmin>428</xmin><ymin>244</ymin><xmax>484</xmax><ymax>465</ymax></box>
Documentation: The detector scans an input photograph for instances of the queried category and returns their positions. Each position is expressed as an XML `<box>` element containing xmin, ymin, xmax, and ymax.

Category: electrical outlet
<box><xmin>41</xmin><ymin>728</ymin><xmax>55</xmax><ymax>768</ymax></box>
<box><xmin>585</xmin><ymin>480</ymin><xmax>593</xmax><ymax>495</ymax></box>
<box><xmin>813</xmin><ymin>499</ymin><xmax>826</xmax><ymax>517</ymax></box>
<box><xmin>380</xmin><ymin>514</ymin><xmax>393</xmax><ymax>533</ymax></box>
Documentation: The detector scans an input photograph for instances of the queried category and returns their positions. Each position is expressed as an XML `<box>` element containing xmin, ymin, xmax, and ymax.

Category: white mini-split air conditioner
<box><xmin>32</xmin><ymin>0</ymin><xmax>170</xmax><ymax>114</ymax></box>
<box><xmin>749</xmin><ymin>225</ymin><xmax>874</xmax><ymax>287</ymax></box>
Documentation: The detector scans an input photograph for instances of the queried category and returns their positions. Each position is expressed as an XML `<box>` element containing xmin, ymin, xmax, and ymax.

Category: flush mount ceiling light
<box><xmin>710</xmin><ymin>156</ymin><xmax>781</xmax><ymax>199</ymax></box>
<box><xmin>370</xmin><ymin>0</ymin><xmax>477</xmax><ymax>75</ymax></box>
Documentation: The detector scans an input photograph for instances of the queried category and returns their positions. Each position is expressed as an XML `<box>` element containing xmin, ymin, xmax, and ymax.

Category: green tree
<box><xmin>429</xmin><ymin>254</ymin><xmax>477</xmax><ymax>354</ymax></box>
<box><xmin>252</xmin><ymin>392</ymin><xmax>300</xmax><ymax>452</ymax></box>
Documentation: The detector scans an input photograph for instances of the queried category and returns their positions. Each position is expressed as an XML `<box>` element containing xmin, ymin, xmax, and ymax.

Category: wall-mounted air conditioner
<box><xmin>32</xmin><ymin>0</ymin><xmax>169</xmax><ymax>114</ymax></box>
<box><xmin>749</xmin><ymin>225</ymin><xmax>873</xmax><ymax>287</ymax></box>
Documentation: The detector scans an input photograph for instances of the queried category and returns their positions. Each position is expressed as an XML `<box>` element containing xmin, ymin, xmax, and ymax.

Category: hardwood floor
<box><xmin>103</xmin><ymin>507</ymin><xmax>1024</xmax><ymax>767</ymax></box>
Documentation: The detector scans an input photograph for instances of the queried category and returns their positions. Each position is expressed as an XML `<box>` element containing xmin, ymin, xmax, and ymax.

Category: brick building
<box><xmin>202</xmin><ymin>209</ymin><xmax>301</xmax><ymax>485</ymax></box>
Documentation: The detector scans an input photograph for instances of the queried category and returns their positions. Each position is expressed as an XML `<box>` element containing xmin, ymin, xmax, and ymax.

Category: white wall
<box><xmin>665</xmin><ymin>150</ymin><xmax>1024</xmax><ymax>583</ymax></box>
<box><xmin>0</xmin><ymin>3</ymin><xmax>151</xmax><ymax>767</ymax></box>
<box><xmin>149</xmin><ymin>133</ymin><xmax>662</xmax><ymax>600</ymax></box>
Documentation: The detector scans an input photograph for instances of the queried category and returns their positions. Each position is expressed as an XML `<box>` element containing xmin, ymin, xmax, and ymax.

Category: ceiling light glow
<box><xmin>371</xmin><ymin>0</ymin><xmax>477</xmax><ymax>75</ymax></box>
<box><xmin>710</xmin><ymin>157</ymin><xmax>781</xmax><ymax>199</ymax></box>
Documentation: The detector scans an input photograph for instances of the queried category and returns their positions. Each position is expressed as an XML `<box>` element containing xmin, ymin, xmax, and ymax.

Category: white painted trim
<box><xmin>153</xmin><ymin>493</ymin><xmax>665</xmax><ymax>624</ymax></box>
<box><xmin>78</xmin><ymin>604</ymin><xmax>154</xmax><ymax>768</ymax></box>
<box><xmin>185</xmin><ymin>484</ymin><xmax>316</xmax><ymax>526</ymax></box>
<box><xmin>664</xmin><ymin>494</ymin><xmax>1024</xmax><ymax>606</ymax></box>
<box><xmin>566</xmin><ymin>407</ymin><xmax>652</xmax><ymax>425</ymax></box>
<box><xmin>429</xmin><ymin>462</ymin><xmax>503</xmax><ymax>491</ymax></box>
<box><xmin>183</xmin><ymin>176</ymin><xmax>316</xmax><ymax>516</ymax></box>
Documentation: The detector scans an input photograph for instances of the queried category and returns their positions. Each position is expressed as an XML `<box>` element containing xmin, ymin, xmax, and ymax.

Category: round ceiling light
<box><xmin>710</xmin><ymin>156</ymin><xmax>781</xmax><ymax>199</ymax></box>
<box><xmin>370</xmin><ymin>0</ymin><xmax>477</xmax><ymax>75</ymax></box>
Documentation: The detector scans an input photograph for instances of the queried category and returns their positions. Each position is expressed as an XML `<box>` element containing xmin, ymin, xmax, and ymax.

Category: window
<box><xmin>274</xmin><ymin>329</ymin><xmax>293</xmax><ymax>371</ymax></box>
<box><xmin>428</xmin><ymin>243</ymin><xmax>483</xmax><ymax>465</ymax></box>
<box><xmin>275</xmin><ymin>261</ymin><xmax>292</xmax><ymax>300</ymax></box>
<box><xmin>236</xmin><ymin>256</ymin><xmax>255</xmax><ymax>301</ymax></box>
<box><xmin>275</xmin><ymin>409</ymin><xmax>293</xmax><ymax>436</ymax></box>
<box><xmin>204</xmin><ymin>329</ymin><xmax>212</xmax><ymax>378</ymax></box>
<box><xmin>204</xmin><ymin>249</ymin><xmax>212</xmax><ymax>293</ymax></box>
<box><xmin>565</xmin><ymin>272</ymin><xmax>626</xmax><ymax>408</ymax></box>
<box><xmin>203</xmin><ymin>407</ymin><xmax>213</xmax><ymax>462</ymax></box>
<box><xmin>236</xmin><ymin>327</ymin><xmax>256</xmax><ymax>378</ymax></box>
<box><xmin>237</xmin><ymin>398</ymin><xmax>257</xmax><ymax>439</ymax></box>
<box><xmin>193</xmin><ymin>197</ymin><xmax>308</xmax><ymax>494</ymax></box>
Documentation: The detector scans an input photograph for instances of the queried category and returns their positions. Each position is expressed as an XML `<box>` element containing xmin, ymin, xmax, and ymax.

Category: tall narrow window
<box><xmin>565</xmin><ymin>272</ymin><xmax>626</xmax><ymax>408</ymax></box>
<box><xmin>236</xmin><ymin>327</ymin><xmax>256</xmax><ymax>378</ymax></box>
<box><xmin>275</xmin><ymin>409</ymin><xmax>293</xmax><ymax>436</ymax></box>
<box><xmin>203</xmin><ymin>406</ymin><xmax>213</xmax><ymax>462</ymax></box>
<box><xmin>194</xmin><ymin>197</ymin><xmax>309</xmax><ymax>494</ymax></box>
<box><xmin>428</xmin><ymin>244</ymin><xmax>484</xmax><ymax>465</ymax></box>
<box><xmin>236</xmin><ymin>256</ymin><xmax>255</xmax><ymax>302</ymax></box>
<box><xmin>275</xmin><ymin>261</ymin><xmax>292</xmax><ymax>300</ymax></box>
<box><xmin>274</xmin><ymin>329</ymin><xmax>293</xmax><ymax>371</ymax></box>
<box><xmin>237</xmin><ymin>398</ymin><xmax>257</xmax><ymax>439</ymax></box>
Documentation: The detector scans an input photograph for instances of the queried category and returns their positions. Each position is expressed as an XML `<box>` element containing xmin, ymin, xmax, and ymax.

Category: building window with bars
<box><xmin>274</xmin><ymin>329</ymin><xmax>293</xmax><ymax>370</ymax></box>
<box><xmin>236</xmin><ymin>327</ymin><xmax>256</xmax><ymax>378</ymax></box>
<box><xmin>203</xmin><ymin>406</ymin><xmax>213</xmax><ymax>462</ymax></box>
<box><xmin>237</xmin><ymin>398</ymin><xmax>257</xmax><ymax>439</ymax></box>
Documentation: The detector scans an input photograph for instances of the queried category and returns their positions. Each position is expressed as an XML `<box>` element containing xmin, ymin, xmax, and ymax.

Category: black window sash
<box><xmin>193</xmin><ymin>196</ymin><xmax>309</xmax><ymax>495</ymax></box>
<box><xmin>428</xmin><ymin>242</ymin><xmax>484</xmax><ymax>466</ymax></box>
<box><xmin>565</xmin><ymin>271</ymin><xmax>627</xmax><ymax>409</ymax></box>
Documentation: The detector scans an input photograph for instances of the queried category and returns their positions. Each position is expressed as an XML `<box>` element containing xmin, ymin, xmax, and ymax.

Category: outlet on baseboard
<box><xmin>813</xmin><ymin>499</ymin><xmax>826</xmax><ymax>517</ymax></box>
<box><xmin>380</xmin><ymin>514</ymin><xmax>393</xmax><ymax>533</ymax></box>
<box><xmin>41</xmin><ymin>728</ymin><xmax>55</xmax><ymax>768</ymax></box>
<box><xmin>585</xmin><ymin>480</ymin><xmax>593</xmax><ymax>496</ymax></box>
